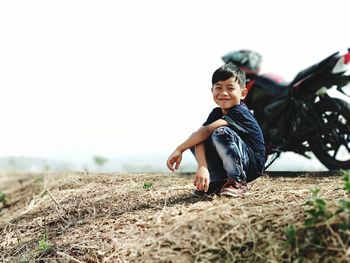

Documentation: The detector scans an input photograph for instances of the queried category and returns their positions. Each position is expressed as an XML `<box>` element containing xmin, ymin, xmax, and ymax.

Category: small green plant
<box><xmin>143</xmin><ymin>181</ymin><xmax>153</xmax><ymax>190</ymax></box>
<box><xmin>336</xmin><ymin>170</ymin><xmax>350</xmax><ymax>215</ymax></box>
<box><xmin>0</xmin><ymin>191</ymin><xmax>6</xmax><ymax>211</ymax></box>
<box><xmin>285</xmin><ymin>170</ymin><xmax>350</xmax><ymax>259</ymax></box>
<box><xmin>342</xmin><ymin>169</ymin><xmax>350</xmax><ymax>193</ymax></box>
<box><xmin>38</xmin><ymin>235</ymin><xmax>52</xmax><ymax>253</ymax></box>
<box><xmin>33</xmin><ymin>176</ymin><xmax>44</xmax><ymax>193</ymax></box>
<box><xmin>303</xmin><ymin>188</ymin><xmax>330</xmax><ymax>226</ymax></box>
<box><xmin>93</xmin><ymin>155</ymin><xmax>108</xmax><ymax>167</ymax></box>
<box><xmin>0</xmin><ymin>191</ymin><xmax>6</xmax><ymax>203</ymax></box>
<box><xmin>285</xmin><ymin>224</ymin><xmax>296</xmax><ymax>247</ymax></box>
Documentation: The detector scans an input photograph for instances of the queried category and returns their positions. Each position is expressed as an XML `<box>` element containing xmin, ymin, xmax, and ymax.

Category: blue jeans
<box><xmin>192</xmin><ymin>126</ymin><xmax>249</xmax><ymax>183</ymax></box>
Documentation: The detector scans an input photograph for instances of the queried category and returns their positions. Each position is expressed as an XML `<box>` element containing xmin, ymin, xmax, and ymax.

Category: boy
<box><xmin>166</xmin><ymin>63</ymin><xmax>265</xmax><ymax>197</ymax></box>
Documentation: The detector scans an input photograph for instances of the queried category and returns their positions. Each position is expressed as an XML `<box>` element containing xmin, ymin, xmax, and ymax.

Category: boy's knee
<box><xmin>211</xmin><ymin>126</ymin><xmax>240</xmax><ymax>147</ymax></box>
<box><xmin>211</xmin><ymin>127</ymin><xmax>234</xmax><ymax>146</ymax></box>
<box><xmin>212</xmin><ymin>126</ymin><xmax>233</xmax><ymax>138</ymax></box>
<box><xmin>211</xmin><ymin>126</ymin><xmax>237</xmax><ymax>140</ymax></box>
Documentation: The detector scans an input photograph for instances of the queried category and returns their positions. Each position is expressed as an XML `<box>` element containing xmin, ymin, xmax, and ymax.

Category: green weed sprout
<box><xmin>93</xmin><ymin>156</ymin><xmax>108</xmax><ymax>166</ymax></box>
<box><xmin>33</xmin><ymin>176</ymin><xmax>44</xmax><ymax>193</ymax></box>
<box><xmin>285</xmin><ymin>169</ymin><xmax>350</xmax><ymax>258</ymax></box>
<box><xmin>38</xmin><ymin>235</ymin><xmax>52</xmax><ymax>253</ymax></box>
<box><xmin>143</xmin><ymin>182</ymin><xmax>153</xmax><ymax>190</ymax></box>
<box><xmin>0</xmin><ymin>191</ymin><xmax>6</xmax><ymax>203</ymax></box>
<box><xmin>304</xmin><ymin>187</ymin><xmax>330</xmax><ymax>226</ymax></box>
<box><xmin>285</xmin><ymin>224</ymin><xmax>296</xmax><ymax>247</ymax></box>
<box><xmin>342</xmin><ymin>169</ymin><xmax>350</xmax><ymax>194</ymax></box>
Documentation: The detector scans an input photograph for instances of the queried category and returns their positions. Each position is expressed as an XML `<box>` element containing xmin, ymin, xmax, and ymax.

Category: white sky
<box><xmin>0</xmin><ymin>0</ymin><xmax>349</xmax><ymax>163</ymax></box>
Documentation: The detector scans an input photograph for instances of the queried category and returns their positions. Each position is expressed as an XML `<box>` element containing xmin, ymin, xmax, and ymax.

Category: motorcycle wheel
<box><xmin>310</xmin><ymin>97</ymin><xmax>350</xmax><ymax>170</ymax></box>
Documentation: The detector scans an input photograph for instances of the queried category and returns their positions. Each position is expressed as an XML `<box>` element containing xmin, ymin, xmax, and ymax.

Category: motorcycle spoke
<box><xmin>345</xmin><ymin>145</ymin><xmax>350</xmax><ymax>154</ymax></box>
<box><xmin>332</xmin><ymin>144</ymin><xmax>341</xmax><ymax>158</ymax></box>
<box><xmin>345</xmin><ymin>140</ymin><xmax>350</xmax><ymax>153</ymax></box>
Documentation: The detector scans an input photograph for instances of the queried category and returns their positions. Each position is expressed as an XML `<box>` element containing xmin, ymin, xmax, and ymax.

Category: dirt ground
<box><xmin>0</xmin><ymin>171</ymin><xmax>348</xmax><ymax>262</ymax></box>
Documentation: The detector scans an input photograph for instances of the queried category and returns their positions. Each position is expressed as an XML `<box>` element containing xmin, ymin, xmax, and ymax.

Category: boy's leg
<box><xmin>190</xmin><ymin>142</ymin><xmax>226</xmax><ymax>182</ymax></box>
<box><xmin>190</xmin><ymin>142</ymin><xmax>227</xmax><ymax>195</ymax></box>
<box><xmin>204</xmin><ymin>139</ymin><xmax>228</xmax><ymax>182</ymax></box>
<box><xmin>210</xmin><ymin>126</ymin><xmax>249</xmax><ymax>184</ymax></box>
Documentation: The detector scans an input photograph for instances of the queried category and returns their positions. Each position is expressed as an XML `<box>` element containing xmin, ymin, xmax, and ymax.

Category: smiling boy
<box><xmin>166</xmin><ymin>63</ymin><xmax>265</xmax><ymax>197</ymax></box>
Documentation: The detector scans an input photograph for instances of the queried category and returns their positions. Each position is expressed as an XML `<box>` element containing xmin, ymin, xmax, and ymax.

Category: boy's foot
<box><xmin>220</xmin><ymin>179</ymin><xmax>248</xmax><ymax>197</ymax></box>
<box><xmin>193</xmin><ymin>181</ymin><xmax>226</xmax><ymax>197</ymax></box>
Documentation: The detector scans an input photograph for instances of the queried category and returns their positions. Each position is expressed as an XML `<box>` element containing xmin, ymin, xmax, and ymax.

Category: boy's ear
<box><xmin>241</xmin><ymin>88</ymin><xmax>248</xmax><ymax>99</ymax></box>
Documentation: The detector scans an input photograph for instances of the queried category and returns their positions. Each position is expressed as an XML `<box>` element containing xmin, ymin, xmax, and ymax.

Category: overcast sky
<box><xmin>0</xmin><ymin>0</ymin><xmax>349</xmax><ymax>167</ymax></box>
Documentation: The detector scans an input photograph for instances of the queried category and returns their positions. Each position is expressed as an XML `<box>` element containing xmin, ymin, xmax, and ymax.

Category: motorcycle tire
<box><xmin>310</xmin><ymin>97</ymin><xmax>350</xmax><ymax>170</ymax></box>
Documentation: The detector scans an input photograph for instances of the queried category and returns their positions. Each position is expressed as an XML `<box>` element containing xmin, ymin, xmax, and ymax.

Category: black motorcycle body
<box><xmin>223</xmin><ymin>49</ymin><xmax>350</xmax><ymax>170</ymax></box>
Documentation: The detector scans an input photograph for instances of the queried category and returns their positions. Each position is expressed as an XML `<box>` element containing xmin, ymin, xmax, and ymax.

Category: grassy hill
<box><xmin>0</xmin><ymin>171</ymin><xmax>349</xmax><ymax>262</ymax></box>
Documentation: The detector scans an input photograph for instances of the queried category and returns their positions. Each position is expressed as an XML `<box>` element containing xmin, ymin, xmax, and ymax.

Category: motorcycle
<box><xmin>222</xmin><ymin>49</ymin><xmax>350</xmax><ymax>170</ymax></box>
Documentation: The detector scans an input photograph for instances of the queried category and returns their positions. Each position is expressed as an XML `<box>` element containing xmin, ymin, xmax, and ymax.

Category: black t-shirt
<box><xmin>203</xmin><ymin>102</ymin><xmax>265</xmax><ymax>179</ymax></box>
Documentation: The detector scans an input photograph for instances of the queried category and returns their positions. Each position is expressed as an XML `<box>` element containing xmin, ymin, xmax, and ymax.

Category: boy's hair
<box><xmin>211</xmin><ymin>62</ymin><xmax>246</xmax><ymax>89</ymax></box>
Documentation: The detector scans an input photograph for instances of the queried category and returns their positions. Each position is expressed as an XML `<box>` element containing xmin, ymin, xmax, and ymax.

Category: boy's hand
<box><xmin>166</xmin><ymin>149</ymin><xmax>182</xmax><ymax>172</ymax></box>
<box><xmin>193</xmin><ymin>167</ymin><xmax>210</xmax><ymax>192</ymax></box>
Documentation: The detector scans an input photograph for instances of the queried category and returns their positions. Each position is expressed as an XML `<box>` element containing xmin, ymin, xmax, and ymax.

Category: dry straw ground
<box><xmin>0</xmin><ymin>171</ymin><xmax>348</xmax><ymax>262</ymax></box>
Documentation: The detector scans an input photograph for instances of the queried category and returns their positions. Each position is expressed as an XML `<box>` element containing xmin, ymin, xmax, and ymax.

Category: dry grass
<box><xmin>0</xmin><ymin>171</ymin><xmax>348</xmax><ymax>262</ymax></box>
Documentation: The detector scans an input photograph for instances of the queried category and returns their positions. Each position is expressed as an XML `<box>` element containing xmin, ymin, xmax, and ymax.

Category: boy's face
<box><xmin>212</xmin><ymin>77</ymin><xmax>247</xmax><ymax>114</ymax></box>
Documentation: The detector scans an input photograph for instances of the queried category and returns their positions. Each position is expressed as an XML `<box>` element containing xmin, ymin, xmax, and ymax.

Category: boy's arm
<box><xmin>166</xmin><ymin>118</ymin><xmax>227</xmax><ymax>171</ymax></box>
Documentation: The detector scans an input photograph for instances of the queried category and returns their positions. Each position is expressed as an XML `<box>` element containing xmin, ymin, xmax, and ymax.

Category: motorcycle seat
<box><xmin>255</xmin><ymin>75</ymin><xmax>289</xmax><ymax>99</ymax></box>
